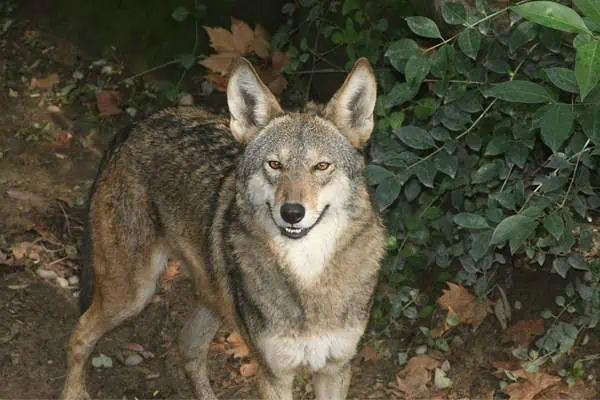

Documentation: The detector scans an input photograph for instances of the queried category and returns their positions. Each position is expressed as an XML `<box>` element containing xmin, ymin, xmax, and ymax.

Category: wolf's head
<box><xmin>227</xmin><ymin>57</ymin><xmax>377</xmax><ymax>241</ymax></box>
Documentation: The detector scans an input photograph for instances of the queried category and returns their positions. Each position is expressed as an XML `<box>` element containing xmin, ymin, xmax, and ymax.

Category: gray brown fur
<box><xmin>61</xmin><ymin>58</ymin><xmax>385</xmax><ymax>400</ymax></box>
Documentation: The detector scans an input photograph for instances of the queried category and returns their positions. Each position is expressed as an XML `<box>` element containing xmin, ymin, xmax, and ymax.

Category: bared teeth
<box><xmin>285</xmin><ymin>227</ymin><xmax>302</xmax><ymax>233</ymax></box>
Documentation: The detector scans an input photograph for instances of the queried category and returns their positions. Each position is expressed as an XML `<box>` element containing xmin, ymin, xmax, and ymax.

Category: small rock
<box><xmin>178</xmin><ymin>93</ymin><xmax>194</xmax><ymax>106</ymax></box>
<box><xmin>36</xmin><ymin>267</ymin><xmax>58</xmax><ymax>280</ymax></box>
<box><xmin>125</xmin><ymin>353</ymin><xmax>144</xmax><ymax>366</ymax></box>
<box><xmin>91</xmin><ymin>354</ymin><xmax>113</xmax><ymax>368</ymax></box>
<box><xmin>441</xmin><ymin>360</ymin><xmax>451</xmax><ymax>372</ymax></box>
<box><xmin>414</xmin><ymin>345</ymin><xmax>428</xmax><ymax>355</ymax></box>
<box><xmin>146</xmin><ymin>372</ymin><xmax>160</xmax><ymax>380</ymax></box>
<box><xmin>56</xmin><ymin>277</ymin><xmax>69</xmax><ymax>288</ymax></box>
<box><xmin>68</xmin><ymin>275</ymin><xmax>79</xmax><ymax>286</ymax></box>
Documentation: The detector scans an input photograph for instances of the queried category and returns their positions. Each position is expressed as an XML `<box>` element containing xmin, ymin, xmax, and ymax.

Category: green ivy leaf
<box><xmin>385</xmin><ymin>82</ymin><xmax>420</xmax><ymax>108</ymax></box>
<box><xmin>485</xmin><ymin>81</ymin><xmax>554</xmax><ymax>103</ymax></box>
<box><xmin>540</xmin><ymin>104</ymin><xmax>575</xmax><ymax>153</ymax></box>
<box><xmin>509</xmin><ymin>21</ymin><xmax>539</xmax><ymax>53</ymax></box>
<box><xmin>365</xmin><ymin>165</ymin><xmax>394</xmax><ymax>185</ymax></box>
<box><xmin>544</xmin><ymin>67</ymin><xmax>579</xmax><ymax>93</ymax></box>
<box><xmin>442</xmin><ymin>1</ymin><xmax>467</xmax><ymax>25</ymax></box>
<box><xmin>434</xmin><ymin>151</ymin><xmax>458</xmax><ymax>178</ymax></box>
<box><xmin>404</xmin><ymin>178</ymin><xmax>421</xmax><ymax>202</ymax></box>
<box><xmin>511</xmin><ymin>1</ymin><xmax>590</xmax><ymax>34</ymax></box>
<box><xmin>485</xmin><ymin>134</ymin><xmax>510</xmax><ymax>156</ymax></box>
<box><xmin>472</xmin><ymin>162</ymin><xmax>499</xmax><ymax>184</ymax></box>
<box><xmin>507</xmin><ymin>143</ymin><xmax>530</xmax><ymax>168</ymax></box>
<box><xmin>375</xmin><ymin>176</ymin><xmax>402</xmax><ymax>211</ymax></box>
<box><xmin>575</xmin><ymin>41</ymin><xmax>600</xmax><ymax>100</ymax></box>
<box><xmin>414</xmin><ymin>98</ymin><xmax>438</xmax><ymax>119</ymax></box>
<box><xmin>415</xmin><ymin>160</ymin><xmax>437</xmax><ymax>188</ymax></box>
<box><xmin>543</xmin><ymin>214</ymin><xmax>564</xmax><ymax>240</ymax></box>
<box><xmin>177</xmin><ymin>53</ymin><xmax>196</xmax><ymax>70</ymax></box>
<box><xmin>490</xmin><ymin>215</ymin><xmax>538</xmax><ymax>247</ymax></box>
<box><xmin>493</xmin><ymin>191</ymin><xmax>517</xmax><ymax>210</ymax></box>
<box><xmin>458</xmin><ymin>29</ymin><xmax>481</xmax><ymax>60</ymax></box>
<box><xmin>395</xmin><ymin>126</ymin><xmax>436</xmax><ymax>149</ymax></box>
<box><xmin>388</xmin><ymin>112</ymin><xmax>406</xmax><ymax>130</ymax></box>
<box><xmin>552</xmin><ymin>257</ymin><xmax>571</xmax><ymax>278</ymax></box>
<box><xmin>405</xmin><ymin>55</ymin><xmax>431</xmax><ymax>87</ymax></box>
<box><xmin>386</xmin><ymin>39</ymin><xmax>419</xmax><ymax>72</ymax></box>
<box><xmin>405</xmin><ymin>16</ymin><xmax>443</xmax><ymax>39</ymax></box>
<box><xmin>454</xmin><ymin>213</ymin><xmax>489</xmax><ymax>229</ymax></box>
<box><xmin>580</xmin><ymin>107</ymin><xmax>600</xmax><ymax>145</ymax></box>
<box><xmin>568</xmin><ymin>254</ymin><xmax>590</xmax><ymax>271</ymax></box>
<box><xmin>172</xmin><ymin>6</ymin><xmax>190</xmax><ymax>22</ymax></box>
<box><xmin>575</xmin><ymin>0</ymin><xmax>600</xmax><ymax>25</ymax></box>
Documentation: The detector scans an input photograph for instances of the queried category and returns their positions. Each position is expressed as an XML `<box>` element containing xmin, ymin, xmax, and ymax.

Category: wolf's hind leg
<box><xmin>179</xmin><ymin>305</ymin><xmax>221</xmax><ymax>400</ymax></box>
<box><xmin>313</xmin><ymin>362</ymin><xmax>352</xmax><ymax>400</ymax></box>
<box><xmin>61</xmin><ymin>244</ymin><xmax>167</xmax><ymax>400</ymax></box>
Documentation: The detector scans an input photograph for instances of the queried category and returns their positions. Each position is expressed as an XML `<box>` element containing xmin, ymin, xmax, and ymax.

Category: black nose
<box><xmin>280</xmin><ymin>203</ymin><xmax>305</xmax><ymax>224</ymax></box>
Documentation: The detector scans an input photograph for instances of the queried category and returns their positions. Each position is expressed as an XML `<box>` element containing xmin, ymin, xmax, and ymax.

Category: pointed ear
<box><xmin>323</xmin><ymin>58</ymin><xmax>377</xmax><ymax>149</ymax></box>
<box><xmin>227</xmin><ymin>58</ymin><xmax>283</xmax><ymax>144</ymax></box>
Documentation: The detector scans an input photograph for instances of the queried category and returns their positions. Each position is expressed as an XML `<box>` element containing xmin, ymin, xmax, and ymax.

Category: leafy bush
<box><xmin>276</xmin><ymin>0</ymin><xmax>599</xmax><ymax>362</ymax></box>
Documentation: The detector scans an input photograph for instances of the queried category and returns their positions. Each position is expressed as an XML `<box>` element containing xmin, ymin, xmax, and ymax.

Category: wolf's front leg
<box><xmin>256</xmin><ymin>365</ymin><xmax>294</xmax><ymax>400</ymax></box>
<box><xmin>313</xmin><ymin>361</ymin><xmax>352</xmax><ymax>400</ymax></box>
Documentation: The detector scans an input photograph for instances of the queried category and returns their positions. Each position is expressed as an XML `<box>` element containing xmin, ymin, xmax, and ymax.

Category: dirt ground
<box><xmin>1</xmin><ymin>8</ymin><xmax>599</xmax><ymax>400</ymax></box>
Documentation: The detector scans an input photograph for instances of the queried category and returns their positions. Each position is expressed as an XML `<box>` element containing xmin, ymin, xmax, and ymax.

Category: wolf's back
<box><xmin>77</xmin><ymin>107</ymin><xmax>242</xmax><ymax>314</ymax></box>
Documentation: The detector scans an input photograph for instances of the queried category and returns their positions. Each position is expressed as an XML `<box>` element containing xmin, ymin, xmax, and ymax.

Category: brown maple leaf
<box><xmin>357</xmin><ymin>345</ymin><xmax>379</xmax><ymax>362</ymax></box>
<box><xmin>503</xmin><ymin>319</ymin><xmax>545</xmax><ymax>347</ymax></box>
<box><xmin>251</xmin><ymin>24</ymin><xmax>271</xmax><ymax>59</ymax></box>
<box><xmin>95</xmin><ymin>90</ymin><xmax>122</xmax><ymax>117</ymax></box>
<box><xmin>30</xmin><ymin>73</ymin><xmax>60</xmax><ymax>90</ymax></box>
<box><xmin>503</xmin><ymin>370</ymin><xmax>561</xmax><ymax>400</ymax></box>
<box><xmin>231</xmin><ymin>17</ymin><xmax>254</xmax><ymax>55</ymax></box>
<box><xmin>204</xmin><ymin>72</ymin><xmax>229</xmax><ymax>92</ymax></box>
<box><xmin>199</xmin><ymin>53</ymin><xmax>239</xmax><ymax>76</ymax></box>
<box><xmin>393</xmin><ymin>355</ymin><xmax>441</xmax><ymax>399</ymax></box>
<box><xmin>437</xmin><ymin>282</ymin><xmax>491</xmax><ymax>328</ymax></box>
<box><xmin>204</xmin><ymin>26</ymin><xmax>237</xmax><ymax>54</ymax></box>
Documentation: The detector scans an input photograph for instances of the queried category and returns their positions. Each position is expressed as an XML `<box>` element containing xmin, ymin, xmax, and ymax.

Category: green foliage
<box><xmin>276</xmin><ymin>0</ymin><xmax>600</xmax><ymax>358</ymax></box>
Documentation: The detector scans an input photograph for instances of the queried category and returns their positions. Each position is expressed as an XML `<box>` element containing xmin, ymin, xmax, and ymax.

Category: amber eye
<box><xmin>315</xmin><ymin>162</ymin><xmax>331</xmax><ymax>171</ymax></box>
<box><xmin>268</xmin><ymin>161</ymin><xmax>283</xmax><ymax>170</ymax></box>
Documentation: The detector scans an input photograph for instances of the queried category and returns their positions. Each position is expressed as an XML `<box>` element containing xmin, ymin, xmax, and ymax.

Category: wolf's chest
<box><xmin>258</xmin><ymin>327</ymin><xmax>363</xmax><ymax>373</ymax></box>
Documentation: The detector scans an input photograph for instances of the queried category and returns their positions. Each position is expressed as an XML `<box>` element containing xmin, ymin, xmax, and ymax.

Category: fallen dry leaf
<box><xmin>231</xmin><ymin>18</ymin><xmax>254</xmax><ymax>54</ymax></box>
<box><xmin>226</xmin><ymin>332</ymin><xmax>251</xmax><ymax>359</ymax></box>
<box><xmin>271</xmin><ymin>50</ymin><xmax>289</xmax><ymax>70</ymax></box>
<box><xmin>96</xmin><ymin>90</ymin><xmax>122</xmax><ymax>117</ymax></box>
<box><xmin>10</xmin><ymin>241</ymin><xmax>42</xmax><ymax>261</ymax></box>
<box><xmin>437</xmin><ymin>282</ymin><xmax>491</xmax><ymax>328</ymax></box>
<box><xmin>239</xmin><ymin>360</ymin><xmax>258</xmax><ymax>377</ymax></box>
<box><xmin>503</xmin><ymin>319</ymin><xmax>545</xmax><ymax>347</ymax></box>
<box><xmin>30</xmin><ymin>73</ymin><xmax>60</xmax><ymax>90</ymax></box>
<box><xmin>267</xmin><ymin>75</ymin><xmax>288</xmax><ymax>97</ymax></box>
<box><xmin>51</xmin><ymin>131</ymin><xmax>73</xmax><ymax>149</ymax></box>
<box><xmin>7</xmin><ymin>189</ymin><xmax>47</xmax><ymax>209</ymax></box>
<box><xmin>204</xmin><ymin>73</ymin><xmax>229</xmax><ymax>92</ymax></box>
<box><xmin>357</xmin><ymin>345</ymin><xmax>379</xmax><ymax>362</ymax></box>
<box><xmin>204</xmin><ymin>26</ymin><xmax>237</xmax><ymax>54</ymax></box>
<box><xmin>538</xmin><ymin>380</ymin><xmax>597</xmax><ymax>400</ymax></box>
<box><xmin>199</xmin><ymin>53</ymin><xmax>239</xmax><ymax>76</ymax></box>
<box><xmin>252</xmin><ymin>24</ymin><xmax>271</xmax><ymax>59</ymax></box>
<box><xmin>502</xmin><ymin>370</ymin><xmax>561</xmax><ymax>400</ymax></box>
<box><xmin>393</xmin><ymin>355</ymin><xmax>441</xmax><ymax>399</ymax></box>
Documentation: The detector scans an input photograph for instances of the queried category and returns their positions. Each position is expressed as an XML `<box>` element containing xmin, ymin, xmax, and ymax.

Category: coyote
<box><xmin>61</xmin><ymin>57</ymin><xmax>385</xmax><ymax>400</ymax></box>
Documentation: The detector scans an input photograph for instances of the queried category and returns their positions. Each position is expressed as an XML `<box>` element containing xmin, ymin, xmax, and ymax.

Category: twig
<box><xmin>118</xmin><ymin>59</ymin><xmax>179</xmax><ymax>84</ymax></box>
<box><xmin>423</xmin><ymin>0</ymin><xmax>531</xmax><ymax>54</ymax></box>
<box><xmin>560</xmin><ymin>138</ymin><xmax>591</xmax><ymax>208</ymax></box>
<box><xmin>499</xmin><ymin>165</ymin><xmax>514</xmax><ymax>192</ymax></box>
